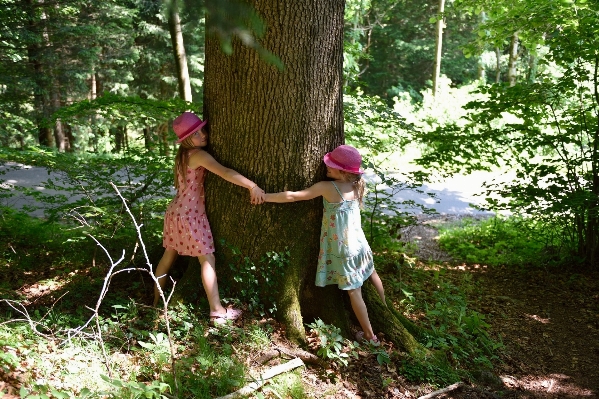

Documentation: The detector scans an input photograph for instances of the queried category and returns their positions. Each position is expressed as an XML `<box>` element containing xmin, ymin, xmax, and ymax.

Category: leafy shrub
<box><xmin>362</xmin><ymin>165</ymin><xmax>438</xmax><ymax>254</ymax></box>
<box><xmin>306</xmin><ymin>319</ymin><xmax>358</xmax><ymax>367</ymax></box>
<box><xmin>221</xmin><ymin>240</ymin><xmax>289</xmax><ymax>316</ymax></box>
<box><xmin>438</xmin><ymin>216</ymin><xmax>567</xmax><ymax>267</ymax></box>
<box><xmin>0</xmin><ymin>146</ymin><xmax>171</xmax><ymax>252</ymax></box>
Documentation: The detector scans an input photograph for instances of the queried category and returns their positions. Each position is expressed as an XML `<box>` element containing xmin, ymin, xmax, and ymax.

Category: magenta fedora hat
<box><xmin>323</xmin><ymin>145</ymin><xmax>364</xmax><ymax>175</ymax></box>
<box><xmin>173</xmin><ymin>112</ymin><xmax>207</xmax><ymax>143</ymax></box>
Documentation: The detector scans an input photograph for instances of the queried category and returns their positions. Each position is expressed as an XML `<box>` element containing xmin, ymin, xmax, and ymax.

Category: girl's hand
<box><xmin>250</xmin><ymin>185</ymin><xmax>265</xmax><ymax>205</ymax></box>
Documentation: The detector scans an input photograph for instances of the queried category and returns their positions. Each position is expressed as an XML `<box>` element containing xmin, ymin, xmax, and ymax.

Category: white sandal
<box><xmin>209</xmin><ymin>307</ymin><xmax>242</xmax><ymax>325</ymax></box>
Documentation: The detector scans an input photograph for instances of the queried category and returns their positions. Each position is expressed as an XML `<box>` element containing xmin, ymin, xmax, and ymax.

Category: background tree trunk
<box><xmin>495</xmin><ymin>47</ymin><xmax>501</xmax><ymax>83</ymax></box>
<box><xmin>432</xmin><ymin>0</ymin><xmax>445</xmax><ymax>97</ymax></box>
<box><xmin>168</xmin><ymin>0</ymin><xmax>192</xmax><ymax>102</ymax></box>
<box><xmin>477</xmin><ymin>12</ymin><xmax>487</xmax><ymax>82</ymax></box>
<box><xmin>527</xmin><ymin>51</ymin><xmax>538</xmax><ymax>83</ymax></box>
<box><xmin>51</xmin><ymin>86</ymin><xmax>66</xmax><ymax>152</ymax></box>
<box><xmin>202</xmin><ymin>0</ymin><xmax>346</xmax><ymax>342</ymax></box>
<box><xmin>26</xmin><ymin>0</ymin><xmax>53</xmax><ymax>147</ymax></box>
<box><xmin>508</xmin><ymin>32</ymin><xmax>519</xmax><ymax>86</ymax></box>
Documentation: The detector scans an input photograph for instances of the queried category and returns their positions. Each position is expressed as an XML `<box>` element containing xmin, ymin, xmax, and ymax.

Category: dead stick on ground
<box><xmin>418</xmin><ymin>382</ymin><xmax>464</xmax><ymax>399</ymax></box>
<box><xmin>215</xmin><ymin>358</ymin><xmax>305</xmax><ymax>399</ymax></box>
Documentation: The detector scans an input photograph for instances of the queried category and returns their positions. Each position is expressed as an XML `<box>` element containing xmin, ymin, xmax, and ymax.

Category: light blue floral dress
<box><xmin>315</xmin><ymin>182</ymin><xmax>374</xmax><ymax>290</ymax></box>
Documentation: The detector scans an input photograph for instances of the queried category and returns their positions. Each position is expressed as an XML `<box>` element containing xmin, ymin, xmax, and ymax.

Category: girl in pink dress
<box><xmin>153</xmin><ymin>112</ymin><xmax>264</xmax><ymax>325</ymax></box>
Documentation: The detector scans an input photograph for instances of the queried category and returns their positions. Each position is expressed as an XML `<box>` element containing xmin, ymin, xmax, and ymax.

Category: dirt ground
<box><xmin>228</xmin><ymin>216</ymin><xmax>599</xmax><ymax>398</ymax></box>
<box><xmin>2</xmin><ymin>216</ymin><xmax>599</xmax><ymax>398</ymax></box>
<box><xmin>330</xmin><ymin>217</ymin><xmax>599</xmax><ymax>399</ymax></box>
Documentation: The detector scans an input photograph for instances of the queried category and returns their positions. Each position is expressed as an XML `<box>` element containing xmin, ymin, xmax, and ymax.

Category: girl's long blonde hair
<box><xmin>338</xmin><ymin>170</ymin><xmax>366</xmax><ymax>208</ymax></box>
<box><xmin>173</xmin><ymin>136</ymin><xmax>196</xmax><ymax>190</ymax></box>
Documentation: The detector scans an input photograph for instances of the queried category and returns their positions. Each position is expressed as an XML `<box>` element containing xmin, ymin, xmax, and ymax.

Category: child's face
<box><xmin>191</xmin><ymin>129</ymin><xmax>208</xmax><ymax>147</ymax></box>
<box><xmin>326</xmin><ymin>166</ymin><xmax>342</xmax><ymax>179</ymax></box>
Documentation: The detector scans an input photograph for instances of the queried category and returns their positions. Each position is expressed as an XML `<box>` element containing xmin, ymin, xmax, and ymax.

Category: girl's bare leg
<box><xmin>370</xmin><ymin>270</ymin><xmax>386</xmax><ymax>304</ymax></box>
<box><xmin>347</xmin><ymin>287</ymin><xmax>376</xmax><ymax>341</ymax></box>
<box><xmin>153</xmin><ymin>249</ymin><xmax>179</xmax><ymax>307</ymax></box>
<box><xmin>198</xmin><ymin>253</ymin><xmax>226</xmax><ymax>315</ymax></box>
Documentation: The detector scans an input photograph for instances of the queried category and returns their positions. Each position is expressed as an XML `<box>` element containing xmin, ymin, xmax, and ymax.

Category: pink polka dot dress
<box><xmin>163</xmin><ymin>158</ymin><xmax>214</xmax><ymax>256</ymax></box>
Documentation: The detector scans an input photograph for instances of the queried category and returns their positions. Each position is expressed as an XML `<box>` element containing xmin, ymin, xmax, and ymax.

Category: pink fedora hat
<box><xmin>173</xmin><ymin>112</ymin><xmax>207</xmax><ymax>143</ymax></box>
<box><xmin>323</xmin><ymin>145</ymin><xmax>364</xmax><ymax>175</ymax></box>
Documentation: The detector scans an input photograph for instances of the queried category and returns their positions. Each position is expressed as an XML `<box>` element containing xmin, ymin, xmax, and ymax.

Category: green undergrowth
<box><xmin>375</xmin><ymin>250</ymin><xmax>504</xmax><ymax>386</ymax></box>
<box><xmin>436</xmin><ymin>215</ymin><xmax>570</xmax><ymax>268</ymax></box>
<box><xmin>0</xmin><ymin>207</ymin><xmax>309</xmax><ymax>398</ymax></box>
<box><xmin>0</xmin><ymin>203</ymin><xmax>507</xmax><ymax>397</ymax></box>
<box><xmin>0</xmin><ymin>305</ymin><xmax>290</xmax><ymax>398</ymax></box>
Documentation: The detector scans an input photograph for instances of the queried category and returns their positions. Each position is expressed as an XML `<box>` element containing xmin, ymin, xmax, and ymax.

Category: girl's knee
<box><xmin>198</xmin><ymin>253</ymin><xmax>215</xmax><ymax>263</ymax></box>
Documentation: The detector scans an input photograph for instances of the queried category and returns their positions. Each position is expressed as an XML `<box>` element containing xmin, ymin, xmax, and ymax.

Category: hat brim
<box><xmin>323</xmin><ymin>152</ymin><xmax>364</xmax><ymax>175</ymax></box>
<box><xmin>176</xmin><ymin>120</ymin><xmax>208</xmax><ymax>143</ymax></box>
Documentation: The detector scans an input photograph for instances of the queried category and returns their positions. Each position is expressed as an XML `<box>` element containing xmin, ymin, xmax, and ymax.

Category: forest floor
<box><xmin>2</xmin><ymin>215</ymin><xmax>599</xmax><ymax>398</ymax></box>
<box><xmin>297</xmin><ymin>217</ymin><xmax>599</xmax><ymax>399</ymax></box>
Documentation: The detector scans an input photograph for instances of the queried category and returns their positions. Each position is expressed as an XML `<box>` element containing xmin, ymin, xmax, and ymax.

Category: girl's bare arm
<box><xmin>265</xmin><ymin>181</ymin><xmax>329</xmax><ymax>203</ymax></box>
<box><xmin>189</xmin><ymin>150</ymin><xmax>264</xmax><ymax>203</ymax></box>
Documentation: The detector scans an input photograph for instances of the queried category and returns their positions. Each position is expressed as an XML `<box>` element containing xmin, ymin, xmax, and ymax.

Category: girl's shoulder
<box><xmin>332</xmin><ymin>180</ymin><xmax>355</xmax><ymax>190</ymax></box>
<box><xmin>187</xmin><ymin>148</ymin><xmax>203</xmax><ymax>156</ymax></box>
<box><xmin>320</xmin><ymin>180</ymin><xmax>346</xmax><ymax>203</ymax></box>
<box><xmin>331</xmin><ymin>180</ymin><xmax>358</xmax><ymax>201</ymax></box>
<box><xmin>187</xmin><ymin>148</ymin><xmax>211</xmax><ymax>168</ymax></box>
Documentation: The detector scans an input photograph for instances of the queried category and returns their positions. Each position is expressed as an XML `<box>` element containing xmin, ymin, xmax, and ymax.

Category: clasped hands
<box><xmin>249</xmin><ymin>185</ymin><xmax>266</xmax><ymax>205</ymax></box>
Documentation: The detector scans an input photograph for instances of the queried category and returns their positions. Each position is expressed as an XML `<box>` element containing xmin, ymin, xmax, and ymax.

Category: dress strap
<box><xmin>331</xmin><ymin>182</ymin><xmax>345</xmax><ymax>202</ymax></box>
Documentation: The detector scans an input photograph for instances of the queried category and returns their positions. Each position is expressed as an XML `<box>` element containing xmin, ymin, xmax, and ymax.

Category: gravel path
<box><xmin>1</xmin><ymin>161</ymin><xmax>512</xmax><ymax>217</ymax></box>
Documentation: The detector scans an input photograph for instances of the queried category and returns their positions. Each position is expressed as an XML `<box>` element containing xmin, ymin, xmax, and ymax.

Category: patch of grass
<box><xmin>0</xmin><ymin>193</ymin><xmax>511</xmax><ymax>396</ymax></box>
<box><xmin>437</xmin><ymin>215</ymin><xmax>568</xmax><ymax>268</ymax></box>
<box><xmin>380</xmin><ymin>251</ymin><xmax>503</xmax><ymax>384</ymax></box>
<box><xmin>268</xmin><ymin>370</ymin><xmax>308</xmax><ymax>399</ymax></box>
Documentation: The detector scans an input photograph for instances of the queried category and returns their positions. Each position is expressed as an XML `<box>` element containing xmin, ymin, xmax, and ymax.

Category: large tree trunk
<box><xmin>202</xmin><ymin>0</ymin><xmax>346</xmax><ymax>342</ymax></box>
<box><xmin>175</xmin><ymin>0</ymin><xmax>423</xmax><ymax>354</ymax></box>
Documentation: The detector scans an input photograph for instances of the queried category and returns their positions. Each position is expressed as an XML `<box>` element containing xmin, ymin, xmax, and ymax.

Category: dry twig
<box><xmin>418</xmin><ymin>382</ymin><xmax>464</xmax><ymax>399</ymax></box>
<box><xmin>215</xmin><ymin>358</ymin><xmax>305</xmax><ymax>399</ymax></box>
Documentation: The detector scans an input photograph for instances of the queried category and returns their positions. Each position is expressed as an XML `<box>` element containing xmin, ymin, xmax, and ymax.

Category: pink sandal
<box><xmin>209</xmin><ymin>308</ymin><xmax>242</xmax><ymax>325</ymax></box>
<box><xmin>355</xmin><ymin>331</ymin><xmax>379</xmax><ymax>344</ymax></box>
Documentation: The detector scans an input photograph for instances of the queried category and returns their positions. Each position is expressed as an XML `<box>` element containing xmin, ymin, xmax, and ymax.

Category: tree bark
<box><xmin>508</xmin><ymin>32</ymin><xmax>519</xmax><ymax>87</ymax></box>
<box><xmin>168</xmin><ymin>0</ymin><xmax>192</xmax><ymax>102</ymax></box>
<box><xmin>203</xmin><ymin>0</ymin><xmax>345</xmax><ymax>343</ymax></box>
<box><xmin>432</xmin><ymin>0</ymin><xmax>445</xmax><ymax>97</ymax></box>
<box><xmin>174</xmin><ymin>0</ymin><xmax>424</xmax><ymax>354</ymax></box>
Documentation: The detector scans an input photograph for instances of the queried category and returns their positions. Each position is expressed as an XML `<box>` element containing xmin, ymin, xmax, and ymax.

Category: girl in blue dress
<box><xmin>264</xmin><ymin>145</ymin><xmax>385</xmax><ymax>342</ymax></box>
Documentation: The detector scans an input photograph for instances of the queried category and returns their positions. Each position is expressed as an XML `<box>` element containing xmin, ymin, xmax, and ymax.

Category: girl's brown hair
<box><xmin>338</xmin><ymin>170</ymin><xmax>365</xmax><ymax>208</ymax></box>
<box><xmin>173</xmin><ymin>136</ymin><xmax>196</xmax><ymax>190</ymax></box>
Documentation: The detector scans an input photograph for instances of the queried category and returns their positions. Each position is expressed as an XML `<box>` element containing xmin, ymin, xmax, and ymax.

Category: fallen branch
<box><xmin>418</xmin><ymin>382</ymin><xmax>464</xmax><ymax>399</ymax></box>
<box><xmin>215</xmin><ymin>358</ymin><xmax>305</xmax><ymax>399</ymax></box>
<box><xmin>255</xmin><ymin>349</ymin><xmax>280</xmax><ymax>365</ymax></box>
<box><xmin>273</xmin><ymin>345</ymin><xmax>326</xmax><ymax>367</ymax></box>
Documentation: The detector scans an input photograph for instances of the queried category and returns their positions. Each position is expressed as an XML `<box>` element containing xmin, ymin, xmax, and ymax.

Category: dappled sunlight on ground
<box><xmin>524</xmin><ymin>313</ymin><xmax>551</xmax><ymax>324</ymax></box>
<box><xmin>499</xmin><ymin>373</ymin><xmax>596</xmax><ymax>398</ymax></box>
<box><xmin>394</xmin><ymin>215</ymin><xmax>599</xmax><ymax>398</ymax></box>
